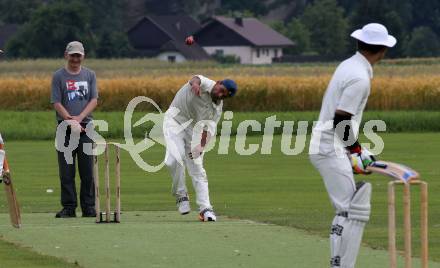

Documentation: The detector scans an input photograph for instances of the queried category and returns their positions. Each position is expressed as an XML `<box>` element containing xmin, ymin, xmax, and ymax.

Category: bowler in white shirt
<box><xmin>163</xmin><ymin>75</ymin><xmax>237</xmax><ymax>222</ymax></box>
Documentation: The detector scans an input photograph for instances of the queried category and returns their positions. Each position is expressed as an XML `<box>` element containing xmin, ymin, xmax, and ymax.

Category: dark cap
<box><xmin>222</xmin><ymin>79</ymin><xmax>237</xmax><ymax>97</ymax></box>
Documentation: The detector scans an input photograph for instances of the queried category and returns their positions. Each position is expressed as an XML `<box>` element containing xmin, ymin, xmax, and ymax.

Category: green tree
<box><xmin>269</xmin><ymin>19</ymin><xmax>311</xmax><ymax>55</ymax></box>
<box><xmin>301</xmin><ymin>0</ymin><xmax>349</xmax><ymax>56</ymax></box>
<box><xmin>78</xmin><ymin>0</ymin><xmax>133</xmax><ymax>58</ymax></box>
<box><xmin>6</xmin><ymin>1</ymin><xmax>92</xmax><ymax>58</ymax></box>
<box><xmin>220</xmin><ymin>0</ymin><xmax>269</xmax><ymax>16</ymax></box>
<box><xmin>269</xmin><ymin>21</ymin><xmax>286</xmax><ymax>35</ymax></box>
<box><xmin>286</xmin><ymin>18</ymin><xmax>311</xmax><ymax>55</ymax></box>
<box><xmin>349</xmin><ymin>0</ymin><xmax>412</xmax><ymax>57</ymax></box>
<box><xmin>410</xmin><ymin>0</ymin><xmax>440</xmax><ymax>35</ymax></box>
<box><xmin>405</xmin><ymin>27</ymin><xmax>440</xmax><ymax>57</ymax></box>
<box><xmin>77</xmin><ymin>0</ymin><xmax>126</xmax><ymax>32</ymax></box>
<box><xmin>96</xmin><ymin>31</ymin><xmax>134</xmax><ymax>58</ymax></box>
<box><xmin>96</xmin><ymin>32</ymin><xmax>113</xmax><ymax>58</ymax></box>
<box><xmin>0</xmin><ymin>0</ymin><xmax>43</xmax><ymax>24</ymax></box>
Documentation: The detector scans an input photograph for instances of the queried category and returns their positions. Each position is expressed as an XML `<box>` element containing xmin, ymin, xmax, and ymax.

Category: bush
<box><xmin>212</xmin><ymin>54</ymin><xmax>241</xmax><ymax>64</ymax></box>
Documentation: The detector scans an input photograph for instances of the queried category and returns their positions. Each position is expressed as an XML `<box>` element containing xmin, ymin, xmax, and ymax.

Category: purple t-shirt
<box><xmin>51</xmin><ymin>67</ymin><xmax>98</xmax><ymax>123</ymax></box>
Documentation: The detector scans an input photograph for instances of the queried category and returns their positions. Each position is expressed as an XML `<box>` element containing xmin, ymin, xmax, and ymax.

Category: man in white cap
<box><xmin>309</xmin><ymin>23</ymin><xmax>396</xmax><ymax>267</ymax></box>
<box><xmin>51</xmin><ymin>41</ymin><xmax>98</xmax><ymax>218</ymax></box>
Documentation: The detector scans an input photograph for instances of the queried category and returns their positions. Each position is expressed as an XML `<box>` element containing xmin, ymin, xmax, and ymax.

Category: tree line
<box><xmin>267</xmin><ymin>0</ymin><xmax>440</xmax><ymax>58</ymax></box>
<box><xmin>0</xmin><ymin>0</ymin><xmax>132</xmax><ymax>58</ymax></box>
<box><xmin>1</xmin><ymin>0</ymin><xmax>439</xmax><ymax>58</ymax></box>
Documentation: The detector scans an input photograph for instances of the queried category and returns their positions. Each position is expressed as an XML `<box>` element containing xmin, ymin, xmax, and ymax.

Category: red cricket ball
<box><xmin>185</xmin><ymin>36</ymin><xmax>194</xmax><ymax>46</ymax></box>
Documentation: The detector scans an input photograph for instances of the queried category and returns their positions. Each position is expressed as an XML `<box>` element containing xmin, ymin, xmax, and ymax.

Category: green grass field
<box><xmin>0</xmin><ymin>134</ymin><xmax>439</xmax><ymax>267</ymax></box>
<box><xmin>1</xmin><ymin>57</ymin><xmax>439</xmax><ymax>267</ymax></box>
<box><xmin>1</xmin><ymin>111</ymin><xmax>440</xmax><ymax>140</ymax></box>
<box><xmin>1</xmin><ymin>212</ymin><xmax>437</xmax><ymax>268</ymax></box>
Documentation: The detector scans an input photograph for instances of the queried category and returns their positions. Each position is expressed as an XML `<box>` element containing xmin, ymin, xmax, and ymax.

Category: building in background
<box><xmin>195</xmin><ymin>16</ymin><xmax>294</xmax><ymax>64</ymax></box>
<box><xmin>128</xmin><ymin>15</ymin><xmax>294</xmax><ymax>64</ymax></box>
<box><xmin>127</xmin><ymin>15</ymin><xmax>211</xmax><ymax>62</ymax></box>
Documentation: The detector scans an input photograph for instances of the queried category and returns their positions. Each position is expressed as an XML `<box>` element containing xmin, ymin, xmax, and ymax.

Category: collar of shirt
<box><xmin>354</xmin><ymin>52</ymin><xmax>373</xmax><ymax>79</ymax></box>
<box><xmin>212</xmin><ymin>99</ymin><xmax>222</xmax><ymax>110</ymax></box>
<box><xmin>205</xmin><ymin>85</ymin><xmax>214</xmax><ymax>93</ymax></box>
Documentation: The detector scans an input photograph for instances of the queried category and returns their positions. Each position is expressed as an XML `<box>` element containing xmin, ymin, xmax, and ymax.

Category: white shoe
<box><xmin>199</xmin><ymin>208</ymin><xmax>216</xmax><ymax>222</ymax></box>
<box><xmin>176</xmin><ymin>196</ymin><xmax>191</xmax><ymax>215</ymax></box>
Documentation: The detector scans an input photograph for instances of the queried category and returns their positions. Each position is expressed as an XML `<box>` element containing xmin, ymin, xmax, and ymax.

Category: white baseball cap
<box><xmin>351</xmin><ymin>23</ymin><xmax>396</xmax><ymax>47</ymax></box>
<box><xmin>65</xmin><ymin>41</ymin><xmax>85</xmax><ymax>55</ymax></box>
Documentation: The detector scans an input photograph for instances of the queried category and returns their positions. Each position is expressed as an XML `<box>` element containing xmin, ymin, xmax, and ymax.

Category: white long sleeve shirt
<box><xmin>167</xmin><ymin>75</ymin><xmax>222</xmax><ymax>135</ymax></box>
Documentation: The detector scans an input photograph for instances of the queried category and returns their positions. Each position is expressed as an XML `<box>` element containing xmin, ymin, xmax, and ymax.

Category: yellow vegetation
<box><xmin>0</xmin><ymin>75</ymin><xmax>439</xmax><ymax>111</ymax></box>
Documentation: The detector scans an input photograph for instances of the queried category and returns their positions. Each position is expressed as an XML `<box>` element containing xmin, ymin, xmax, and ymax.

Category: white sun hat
<box><xmin>351</xmin><ymin>23</ymin><xmax>397</xmax><ymax>47</ymax></box>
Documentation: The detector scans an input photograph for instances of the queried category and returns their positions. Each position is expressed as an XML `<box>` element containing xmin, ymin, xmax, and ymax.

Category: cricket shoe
<box><xmin>198</xmin><ymin>208</ymin><xmax>216</xmax><ymax>222</ymax></box>
<box><xmin>82</xmin><ymin>207</ymin><xmax>97</xmax><ymax>217</ymax></box>
<box><xmin>55</xmin><ymin>207</ymin><xmax>76</xmax><ymax>218</ymax></box>
<box><xmin>176</xmin><ymin>196</ymin><xmax>191</xmax><ymax>215</ymax></box>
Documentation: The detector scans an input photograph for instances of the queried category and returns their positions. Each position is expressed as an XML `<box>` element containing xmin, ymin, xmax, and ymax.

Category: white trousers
<box><xmin>309</xmin><ymin>154</ymin><xmax>356</xmax><ymax>213</ymax></box>
<box><xmin>163</xmin><ymin>116</ymin><xmax>212</xmax><ymax>211</ymax></box>
<box><xmin>309</xmin><ymin>154</ymin><xmax>367</xmax><ymax>268</ymax></box>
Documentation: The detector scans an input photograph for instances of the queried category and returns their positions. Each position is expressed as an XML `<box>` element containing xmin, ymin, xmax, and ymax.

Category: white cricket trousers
<box><xmin>309</xmin><ymin>154</ymin><xmax>366</xmax><ymax>268</ymax></box>
<box><xmin>309</xmin><ymin>154</ymin><xmax>356</xmax><ymax>213</ymax></box>
<box><xmin>163</xmin><ymin>116</ymin><xmax>212</xmax><ymax>211</ymax></box>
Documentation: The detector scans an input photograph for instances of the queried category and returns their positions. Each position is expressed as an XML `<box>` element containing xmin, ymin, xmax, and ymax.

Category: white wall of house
<box><xmin>251</xmin><ymin>47</ymin><xmax>283</xmax><ymax>64</ymax></box>
<box><xmin>203</xmin><ymin>46</ymin><xmax>283</xmax><ymax>64</ymax></box>
<box><xmin>157</xmin><ymin>52</ymin><xmax>186</xmax><ymax>63</ymax></box>
<box><xmin>203</xmin><ymin>46</ymin><xmax>252</xmax><ymax>64</ymax></box>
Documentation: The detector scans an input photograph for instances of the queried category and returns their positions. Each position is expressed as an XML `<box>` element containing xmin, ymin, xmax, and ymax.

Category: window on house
<box><xmin>215</xmin><ymin>49</ymin><xmax>224</xmax><ymax>56</ymax></box>
<box><xmin>168</xmin><ymin>55</ymin><xmax>176</xmax><ymax>63</ymax></box>
<box><xmin>274</xmin><ymin>48</ymin><xmax>278</xmax><ymax>58</ymax></box>
<box><xmin>256</xmin><ymin>48</ymin><xmax>260</xmax><ymax>58</ymax></box>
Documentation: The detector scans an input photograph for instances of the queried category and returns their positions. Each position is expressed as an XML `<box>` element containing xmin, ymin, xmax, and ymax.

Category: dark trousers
<box><xmin>56</xmin><ymin>124</ymin><xmax>95</xmax><ymax>211</ymax></box>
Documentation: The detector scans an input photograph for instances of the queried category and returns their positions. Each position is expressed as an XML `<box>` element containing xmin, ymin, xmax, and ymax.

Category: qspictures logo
<box><xmin>55</xmin><ymin>96</ymin><xmax>387</xmax><ymax>172</ymax></box>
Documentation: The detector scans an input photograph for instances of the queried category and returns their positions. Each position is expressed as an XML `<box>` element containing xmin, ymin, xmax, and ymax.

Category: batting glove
<box><xmin>349</xmin><ymin>147</ymin><xmax>376</xmax><ymax>175</ymax></box>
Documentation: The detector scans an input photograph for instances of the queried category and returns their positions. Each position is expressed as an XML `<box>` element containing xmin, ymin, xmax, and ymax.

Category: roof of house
<box><xmin>128</xmin><ymin>16</ymin><xmax>211</xmax><ymax>60</ymax></box>
<box><xmin>201</xmin><ymin>16</ymin><xmax>294</xmax><ymax>47</ymax></box>
<box><xmin>147</xmin><ymin>15</ymin><xmax>201</xmax><ymax>40</ymax></box>
<box><xmin>159</xmin><ymin>39</ymin><xmax>211</xmax><ymax>60</ymax></box>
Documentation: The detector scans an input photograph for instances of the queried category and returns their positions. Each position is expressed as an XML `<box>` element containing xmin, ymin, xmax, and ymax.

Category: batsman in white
<box><xmin>163</xmin><ymin>75</ymin><xmax>237</xmax><ymax>222</ymax></box>
<box><xmin>309</xmin><ymin>23</ymin><xmax>396</xmax><ymax>267</ymax></box>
